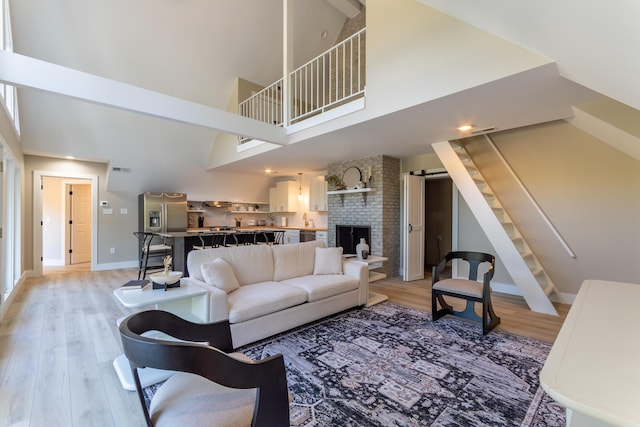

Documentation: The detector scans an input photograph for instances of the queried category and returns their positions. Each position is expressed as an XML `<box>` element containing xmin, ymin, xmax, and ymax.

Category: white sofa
<box><xmin>182</xmin><ymin>240</ymin><xmax>369</xmax><ymax>348</ymax></box>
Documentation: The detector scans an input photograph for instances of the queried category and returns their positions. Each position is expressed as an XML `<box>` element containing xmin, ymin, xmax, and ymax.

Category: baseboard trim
<box><xmin>491</xmin><ymin>281</ymin><xmax>575</xmax><ymax>305</ymax></box>
<box><xmin>1</xmin><ymin>272</ymin><xmax>27</xmax><ymax>322</ymax></box>
<box><xmin>93</xmin><ymin>260</ymin><xmax>138</xmax><ymax>271</ymax></box>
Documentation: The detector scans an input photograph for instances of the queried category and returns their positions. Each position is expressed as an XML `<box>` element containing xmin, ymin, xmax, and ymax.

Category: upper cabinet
<box><xmin>270</xmin><ymin>180</ymin><xmax>297</xmax><ymax>213</ymax></box>
<box><xmin>309</xmin><ymin>175</ymin><xmax>328</xmax><ymax>212</ymax></box>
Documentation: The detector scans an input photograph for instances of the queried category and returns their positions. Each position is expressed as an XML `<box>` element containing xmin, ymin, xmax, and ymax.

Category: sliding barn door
<box><xmin>402</xmin><ymin>174</ymin><xmax>425</xmax><ymax>281</ymax></box>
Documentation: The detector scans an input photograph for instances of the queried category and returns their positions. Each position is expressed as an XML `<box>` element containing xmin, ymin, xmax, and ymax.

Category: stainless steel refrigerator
<box><xmin>139</xmin><ymin>192</ymin><xmax>187</xmax><ymax>233</ymax></box>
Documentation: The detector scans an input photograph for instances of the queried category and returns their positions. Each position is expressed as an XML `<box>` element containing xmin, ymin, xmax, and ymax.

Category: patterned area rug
<box><xmin>145</xmin><ymin>302</ymin><xmax>566</xmax><ymax>426</ymax></box>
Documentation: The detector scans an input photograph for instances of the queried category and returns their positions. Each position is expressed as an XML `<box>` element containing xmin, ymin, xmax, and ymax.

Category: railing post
<box><xmin>282</xmin><ymin>0</ymin><xmax>293</xmax><ymax>127</ymax></box>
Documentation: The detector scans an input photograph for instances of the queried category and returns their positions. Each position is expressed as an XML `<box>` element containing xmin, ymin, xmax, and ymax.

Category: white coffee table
<box><xmin>113</xmin><ymin>281</ymin><xmax>210</xmax><ymax>390</ymax></box>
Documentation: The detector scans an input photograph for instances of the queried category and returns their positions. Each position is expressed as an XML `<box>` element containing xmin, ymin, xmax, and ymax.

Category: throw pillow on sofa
<box><xmin>201</xmin><ymin>258</ymin><xmax>240</xmax><ymax>293</ymax></box>
<box><xmin>313</xmin><ymin>247</ymin><xmax>343</xmax><ymax>275</ymax></box>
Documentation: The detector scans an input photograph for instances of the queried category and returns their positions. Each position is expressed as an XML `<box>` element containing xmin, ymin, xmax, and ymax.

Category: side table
<box><xmin>112</xmin><ymin>281</ymin><xmax>210</xmax><ymax>390</ymax></box>
<box><xmin>348</xmin><ymin>255</ymin><xmax>389</xmax><ymax>307</ymax></box>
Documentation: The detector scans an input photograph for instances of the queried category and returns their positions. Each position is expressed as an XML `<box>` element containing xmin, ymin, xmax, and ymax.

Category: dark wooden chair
<box><xmin>431</xmin><ymin>251</ymin><xmax>500</xmax><ymax>335</ymax></box>
<box><xmin>134</xmin><ymin>231</ymin><xmax>173</xmax><ymax>280</ymax></box>
<box><xmin>119</xmin><ymin>310</ymin><xmax>290</xmax><ymax>427</ymax></box>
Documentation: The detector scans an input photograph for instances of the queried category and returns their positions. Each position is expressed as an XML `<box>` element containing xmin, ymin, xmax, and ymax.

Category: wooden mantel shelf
<box><xmin>327</xmin><ymin>188</ymin><xmax>375</xmax><ymax>206</ymax></box>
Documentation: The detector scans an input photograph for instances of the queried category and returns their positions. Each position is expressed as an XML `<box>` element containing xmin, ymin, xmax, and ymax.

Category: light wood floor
<box><xmin>0</xmin><ymin>268</ymin><xmax>569</xmax><ymax>426</ymax></box>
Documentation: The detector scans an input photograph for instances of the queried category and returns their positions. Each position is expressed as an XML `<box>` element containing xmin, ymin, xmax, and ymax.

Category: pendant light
<box><xmin>298</xmin><ymin>172</ymin><xmax>303</xmax><ymax>201</ymax></box>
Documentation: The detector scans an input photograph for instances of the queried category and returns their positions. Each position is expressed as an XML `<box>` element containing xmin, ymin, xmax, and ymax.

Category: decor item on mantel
<box><xmin>356</xmin><ymin>238</ymin><xmax>369</xmax><ymax>260</ymax></box>
<box><xmin>342</xmin><ymin>166</ymin><xmax>362</xmax><ymax>189</ymax></box>
<box><xmin>326</xmin><ymin>174</ymin><xmax>347</xmax><ymax>191</ymax></box>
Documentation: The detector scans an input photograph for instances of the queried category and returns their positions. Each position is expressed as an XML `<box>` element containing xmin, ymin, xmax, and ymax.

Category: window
<box><xmin>1</xmin><ymin>0</ymin><xmax>19</xmax><ymax>134</ymax></box>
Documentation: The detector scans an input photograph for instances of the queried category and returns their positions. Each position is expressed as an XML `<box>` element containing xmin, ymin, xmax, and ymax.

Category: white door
<box><xmin>69</xmin><ymin>184</ymin><xmax>91</xmax><ymax>264</ymax></box>
<box><xmin>403</xmin><ymin>174</ymin><xmax>425</xmax><ymax>281</ymax></box>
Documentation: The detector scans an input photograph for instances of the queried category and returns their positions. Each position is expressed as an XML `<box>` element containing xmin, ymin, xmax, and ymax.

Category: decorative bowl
<box><xmin>150</xmin><ymin>271</ymin><xmax>183</xmax><ymax>285</ymax></box>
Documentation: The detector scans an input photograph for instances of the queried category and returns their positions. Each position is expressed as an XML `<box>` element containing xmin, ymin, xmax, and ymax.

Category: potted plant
<box><xmin>326</xmin><ymin>174</ymin><xmax>347</xmax><ymax>190</ymax></box>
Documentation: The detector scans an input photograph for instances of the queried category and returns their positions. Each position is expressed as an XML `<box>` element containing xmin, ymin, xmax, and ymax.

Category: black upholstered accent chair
<box><xmin>119</xmin><ymin>310</ymin><xmax>290</xmax><ymax>427</ymax></box>
<box><xmin>431</xmin><ymin>251</ymin><xmax>500</xmax><ymax>335</ymax></box>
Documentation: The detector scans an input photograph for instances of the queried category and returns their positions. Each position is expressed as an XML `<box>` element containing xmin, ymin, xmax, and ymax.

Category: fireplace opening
<box><xmin>336</xmin><ymin>225</ymin><xmax>371</xmax><ymax>255</ymax></box>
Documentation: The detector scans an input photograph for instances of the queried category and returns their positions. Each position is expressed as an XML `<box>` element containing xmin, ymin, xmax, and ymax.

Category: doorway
<box><xmin>402</xmin><ymin>174</ymin><xmax>455</xmax><ymax>281</ymax></box>
<box><xmin>424</xmin><ymin>178</ymin><xmax>453</xmax><ymax>272</ymax></box>
<box><xmin>42</xmin><ymin>177</ymin><xmax>92</xmax><ymax>269</ymax></box>
<box><xmin>34</xmin><ymin>171</ymin><xmax>98</xmax><ymax>276</ymax></box>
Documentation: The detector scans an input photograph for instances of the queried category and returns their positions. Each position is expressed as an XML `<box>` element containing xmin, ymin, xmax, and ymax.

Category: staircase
<box><xmin>432</xmin><ymin>140</ymin><xmax>562</xmax><ymax>315</ymax></box>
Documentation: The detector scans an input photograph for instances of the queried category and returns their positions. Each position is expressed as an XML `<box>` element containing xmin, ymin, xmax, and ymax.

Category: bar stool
<box><xmin>230</xmin><ymin>231</ymin><xmax>256</xmax><ymax>245</ymax></box>
<box><xmin>133</xmin><ymin>231</ymin><xmax>173</xmax><ymax>279</ymax></box>
<box><xmin>192</xmin><ymin>233</ymin><xmax>226</xmax><ymax>250</ymax></box>
<box><xmin>258</xmin><ymin>230</ymin><xmax>284</xmax><ymax>245</ymax></box>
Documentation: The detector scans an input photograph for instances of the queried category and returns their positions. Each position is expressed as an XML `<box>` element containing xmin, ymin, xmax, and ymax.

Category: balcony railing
<box><xmin>238</xmin><ymin>28</ymin><xmax>365</xmax><ymax>142</ymax></box>
<box><xmin>238</xmin><ymin>79</ymin><xmax>284</xmax><ymax>128</ymax></box>
<box><xmin>290</xmin><ymin>28</ymin><xmax>365</xmax><ymax>124</ymax></box>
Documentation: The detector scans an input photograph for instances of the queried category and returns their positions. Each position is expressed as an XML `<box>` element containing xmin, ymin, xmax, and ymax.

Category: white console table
<box><xmin>540</xmin><ymin>279</ymin><xmax>640</xmax><ymax>426</ymax></box>
<box><xmin>113</xmin><ymin>281</ymin><xmax>210</xmax><ymax>390</ymax></box>
<box><xmin>348</xmin><ymin>255</ymin><xmax>389</xmax><ymax>307</ymax></box>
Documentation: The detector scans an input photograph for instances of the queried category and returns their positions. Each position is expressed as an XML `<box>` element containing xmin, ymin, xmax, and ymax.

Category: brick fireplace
<box><xmin>327</xmin><ymin>155</ymin><xmax>400</xmax><ymax>277</ymax></box>
<box><xmin>336</xmin><ymin>225</ymin><xmax>371</xmax><ymax>255</ymax></box>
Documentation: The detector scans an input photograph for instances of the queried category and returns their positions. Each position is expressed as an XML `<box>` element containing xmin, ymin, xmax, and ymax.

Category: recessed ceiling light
<box><xmin>457</xmin><ymin>124</ymin><xmax>473</xmax><ymax>132</ymax></box>
<box><xmin>65</xmin><ymin>155</ymin><xmax>75</xmax><ymax>159</ymax></box>
<box><xmin>264</xmin><ymin>168</ymin><xmax>277</xmax><ymax>174</ymax></box>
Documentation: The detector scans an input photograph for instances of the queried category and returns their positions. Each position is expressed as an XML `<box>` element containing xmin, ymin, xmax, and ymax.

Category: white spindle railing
<box><xmin>238</xmin><ymin>79</ymin><xmax>283</xmax><ymax>124</ymax></box>
<box><xmin>289</xmin><ymin>28</ymin><xmax>365</xmax><ymax>124</ymax></box>
<box><xmin>238</xmin><ymin>28</ymin><xmax>365</xmax><ymax>141</ymax></box>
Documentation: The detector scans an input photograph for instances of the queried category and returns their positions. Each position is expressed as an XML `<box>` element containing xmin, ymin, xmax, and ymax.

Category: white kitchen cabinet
<box><xmin>308</xmin><ymin>175</ymin><xmax>328</xmax><ymax>212</ymax></box>
<box><xmin>269</xmin><ymin>187</ymin><xmax>278</xmax><ymax>212</ymax></box>
<box><xmin>271</xmin><ymin>180</ymin><xmax>297</xmax><ymax>212</ymax></box>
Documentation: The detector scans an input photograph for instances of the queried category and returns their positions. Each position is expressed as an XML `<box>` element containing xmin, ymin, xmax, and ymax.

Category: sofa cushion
<box><xmin>313</xmin><ymin>247</ymin><xmax>343</xmax><ymax>275</ymax></box>
<box><xmin>200</xmin><ymin>258</ymin><xmax>240</xmax><ymax>293</ymax></box>
<box><xmin>187</xmin><ymin>244</ymin><xmax>274</xmax><ymax>285</ymax></box>
<box><xmin>281</xmin><ymin>274</ymin><xmax>359</xmax><ymax>302</ymax></box>
<box><xmin>271</xmin><ymin>240</ymin><xmax>326</xmax><ymax>282</ymax></box>
<box><xmin>227</xmin><ymin>282</ymin><xmax>308</xmax><ymax>323</ymax></box>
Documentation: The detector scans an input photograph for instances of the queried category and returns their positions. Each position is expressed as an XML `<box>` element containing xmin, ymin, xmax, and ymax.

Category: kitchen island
<box><xmin>158</xmin><ymin>226</ymin><xmax>328</xmax><ymax>276</ymax></box>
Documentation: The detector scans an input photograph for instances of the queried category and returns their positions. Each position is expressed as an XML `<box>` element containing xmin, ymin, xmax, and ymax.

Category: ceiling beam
<box><xmin>0</xmin><ymin>50</ymin><xmax>287</xmax><ymax>145</ymax></box>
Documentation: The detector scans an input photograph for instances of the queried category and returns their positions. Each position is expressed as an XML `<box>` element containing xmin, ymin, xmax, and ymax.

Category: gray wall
<box><xmin>24</xmin><ymin>155</ymin><xmax>139</xmax><ymax>271</ymax></box>
<box><xmin>479</xmin><ymin>121</ymin><xmax>640</xmax><ymax>294</ymax></box>
<box><xmin>400</xmin><ymin>119</ymin><xmax>640</xmax><ymax>296</ymax></box>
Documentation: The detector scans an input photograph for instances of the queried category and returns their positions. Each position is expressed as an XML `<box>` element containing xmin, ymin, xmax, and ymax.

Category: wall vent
<box><xmin>470</xmin><ymin>126</ymin><xmax>497</xmax><ymax>135</ymax></box>
<box><xmin>111</xmin><ymin>167</ymin><xmax>132</xmax><ymax>173</ymax></box>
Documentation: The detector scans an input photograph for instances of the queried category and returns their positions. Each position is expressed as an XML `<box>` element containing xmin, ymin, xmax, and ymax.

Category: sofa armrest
<box><xmin>342</xmin><ymin>260</ymin><xmax>369</xmax><ymax>306</ymax></box>
<box><xmin>181</xmin><ymin>277</ymin><xmax>230</xmax><ymax>322</ymax></box>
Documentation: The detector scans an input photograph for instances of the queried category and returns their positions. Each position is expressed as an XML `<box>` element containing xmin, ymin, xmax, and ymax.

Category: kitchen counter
<box><xmin>186</xmin><ymin>226</ymin><xmax>328</xmax><ymax>232</ymax></box>
<box><xmin>237</xmin><ymin>226</ymin><xmax>328</xmax><ymax>232</ymax></box>
<box><xmin>156</xmin><ymin>227</ymin><xmax>328</xmax><ymax>275</ymax></box>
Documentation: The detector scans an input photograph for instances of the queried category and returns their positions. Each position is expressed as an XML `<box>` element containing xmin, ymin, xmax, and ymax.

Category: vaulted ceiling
<box><xmin>6</xmin><ymin>0</ymin><xmax>639</xmax><ymax>196</ymax></box>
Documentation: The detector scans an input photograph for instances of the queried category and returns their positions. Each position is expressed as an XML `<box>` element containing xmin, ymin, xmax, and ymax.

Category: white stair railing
<box><xmin>483</xmin><ymin>134</ymin><xmax>575</xmax><ymax>258</ymax></box>
<box><xmin>432</xmin><ymin>140</ymin><xmax>561</xmax><ymax>315</ymax></box>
